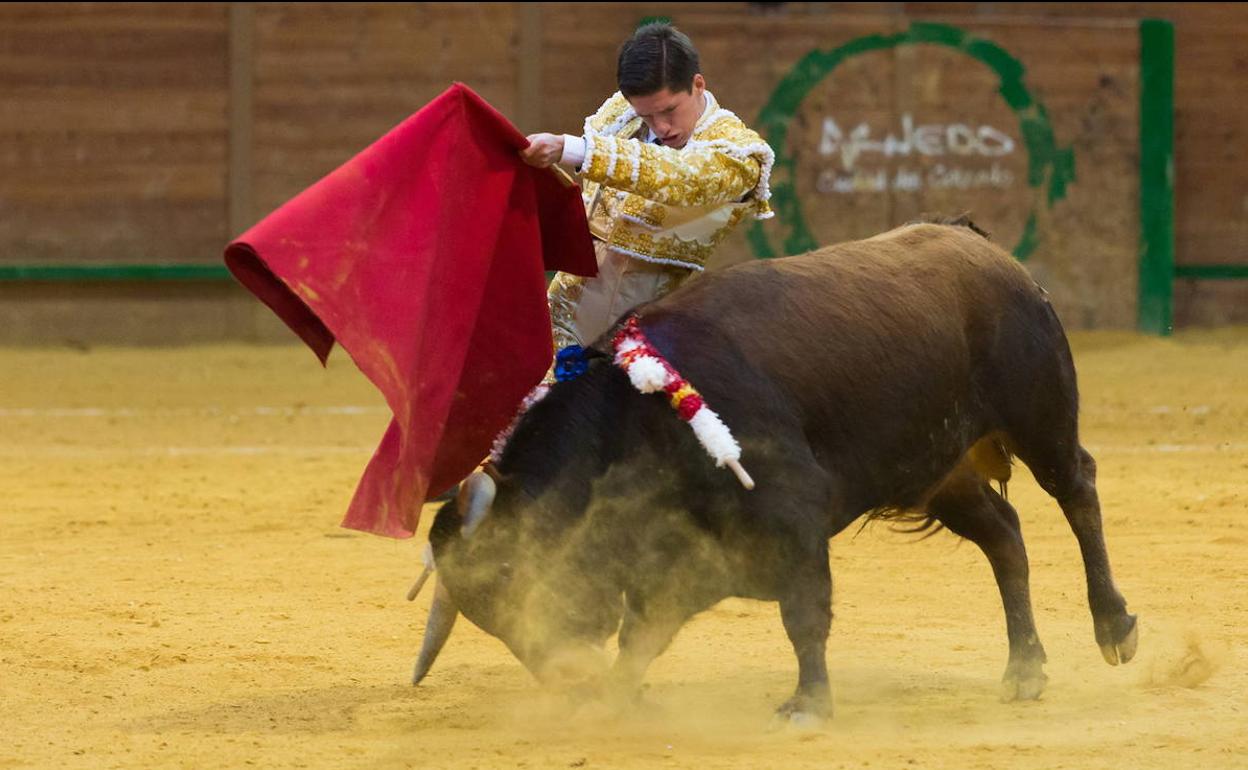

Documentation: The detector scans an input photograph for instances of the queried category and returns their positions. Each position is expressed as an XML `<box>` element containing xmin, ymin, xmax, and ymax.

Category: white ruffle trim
<box><xmin>488</xmin><ymin>383</ymin><xmax>551</xmax><ymax>463</ymax></box>
<box><xmin>625</xmin><ymin>355</ymin><xmax>668</xmax><ymax>393</ymax></box>
<box><xmin>604</xmin><ymin>244</ymin><xmax>705</xmax><ymax>272</ymax></box>
<box><xmin>586</xmin><ymin>95</ymin><xmax>637</xmax><ymax>141</ymax></box>
<box><xmin>605</xmin><ymin>140</ymin><xmax>620</xmax><ymax>178</ymax></box>
<box><xmin>582</xmin><ymin>134</ymin><xmax>596</xmax><ymax>176</ymax></box>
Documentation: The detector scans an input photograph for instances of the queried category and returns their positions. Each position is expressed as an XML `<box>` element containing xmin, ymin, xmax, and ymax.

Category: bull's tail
<box><xmin>854</xmin><ymin>505</ymin><xmax>945</xmax><ymax>542</ymax></box>
<box><xmin>857</xmin><ymin>434</ymin><xmax>1015</xmax><ymax>539</ymax></box>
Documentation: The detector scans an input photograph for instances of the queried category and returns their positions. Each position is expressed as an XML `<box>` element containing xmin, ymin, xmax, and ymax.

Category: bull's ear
<box><xmin>457</xmin><ymin>471</ymin><xmax>496</xmax><ymax>537</ymax></box>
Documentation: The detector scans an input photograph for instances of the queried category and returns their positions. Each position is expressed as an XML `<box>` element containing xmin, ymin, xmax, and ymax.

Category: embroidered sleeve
<box><xmin>584</xmin><ymin>92</ymin><xmax>632</xmax><ymax>135</ymax></box>
<box><xmin>580</xmin><ymin>135</ymin><xmax>763</xmax><ymax>208</ymax></box>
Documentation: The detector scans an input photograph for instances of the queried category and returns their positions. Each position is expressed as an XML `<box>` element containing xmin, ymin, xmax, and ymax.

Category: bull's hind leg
<box><xmin>927</xmin><ymin>471</ymin><xmax>1048</xmax><ymax>700</ymax></box>
<box><xmin>994</xmin><ymin>312</ymin><xmax>1136</xmax><ymax>667</ymax></box>
<box><xmin>1027</xmin><ymin>445</ymin><xmax>1137</xmax><ymax>665</ymax></box>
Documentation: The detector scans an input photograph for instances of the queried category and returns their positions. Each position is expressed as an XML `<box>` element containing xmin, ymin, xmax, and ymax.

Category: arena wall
<box><xmin>1</xmin><ymin>3</ymin><xmax>1244</xmax><ymax>345</ymax></box>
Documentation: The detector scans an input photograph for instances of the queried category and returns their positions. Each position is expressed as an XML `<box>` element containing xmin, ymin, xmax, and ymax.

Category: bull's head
<box><xmin>411</xmin><ymin>470</ymin><xmax>624</xmax><ymax>687</ymax></box>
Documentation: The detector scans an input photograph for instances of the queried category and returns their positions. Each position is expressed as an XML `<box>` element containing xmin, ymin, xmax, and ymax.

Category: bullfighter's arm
<box><xmin>565</xmin><ymin>134</ymin><xmax>763</xmax><ymax>208</ymax></box>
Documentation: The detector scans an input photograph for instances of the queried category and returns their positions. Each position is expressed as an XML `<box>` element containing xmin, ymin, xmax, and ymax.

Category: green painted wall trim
<box><xmin>0</xmin><ymin>265</ymin><xmax>233</xmax><ymax>282</ymax></box>
<box><xmin>636</xmin><ymin>16</ymin><xmax>672</xmax><ymax>29</ymax></box>
<box><xmin>1015</xmin><ymin>212</ymin><xmax>1040</xmax><ymax>261</ymax></box>
<box><xmin>1174</xmin><ymin>265</ymin><xmax>1248</xmax><ymax>280</ymax></box>
<box><xmin>1138</xmin><ymin>19</ymin><xmax>1176</xmax><ymax>335</ymax></box>
<box><xmin>751</xmin><ymin>21</ymin><xmax>1074</xmax><ymax>261</ymax></box>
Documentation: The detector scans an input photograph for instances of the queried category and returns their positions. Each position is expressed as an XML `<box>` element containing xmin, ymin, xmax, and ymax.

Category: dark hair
<box><xmin>617</xmin><ymin>23</ymin><xmax>701</xmax><ymax>97</ymax></box>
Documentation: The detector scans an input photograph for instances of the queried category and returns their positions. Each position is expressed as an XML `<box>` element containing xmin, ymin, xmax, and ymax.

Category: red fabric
<box><xmin>224</xmin><ymin>83</ymin><xmax>596</xmax><ymax>538</ymax></box>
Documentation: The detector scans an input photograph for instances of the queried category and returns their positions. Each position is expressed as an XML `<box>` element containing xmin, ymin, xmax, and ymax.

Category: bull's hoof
<box><xmin>770</xmin><ymin>692</ymin><xmax>832</xmax><ymax>729</ymax></box>
<box><xmin>1097</xmin><ymin>613</ymin><xmax>1139</xmax><ymax>666</ymax></box>
<box><xmin>1000</xmin><ymin>662</ymin><xmax>1047</xmax><ymax>702</ymax></box>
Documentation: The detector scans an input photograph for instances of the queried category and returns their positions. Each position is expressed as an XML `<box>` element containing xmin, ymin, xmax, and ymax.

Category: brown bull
<box><xmin>412</xmin><ymin>218</ymin><xmax>1138</xmax><ymax>723</ymax></box>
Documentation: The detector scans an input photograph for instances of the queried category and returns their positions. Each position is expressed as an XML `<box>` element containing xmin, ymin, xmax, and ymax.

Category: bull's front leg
<box><xmin>605</xmin><ymin>592</ymin><xmax>690</xmax><ymax>708</ymax></box>
<box><xmin>775</xmin><ymin>543</ymin><xmax>833</xmax><ymax>724</ymax></box>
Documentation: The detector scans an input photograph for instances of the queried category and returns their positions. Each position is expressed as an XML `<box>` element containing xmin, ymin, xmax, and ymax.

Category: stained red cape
<box><xmin>224</xmin><ymin>83</ymin><xmax>596</xmax><ymax>538</ymax></box>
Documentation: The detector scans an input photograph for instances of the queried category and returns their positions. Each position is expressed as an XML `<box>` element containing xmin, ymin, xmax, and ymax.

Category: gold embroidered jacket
<box><xmin>578</xmin><ymin>91</ymin><xmax>774</xmax><ymax>271</ymax></box>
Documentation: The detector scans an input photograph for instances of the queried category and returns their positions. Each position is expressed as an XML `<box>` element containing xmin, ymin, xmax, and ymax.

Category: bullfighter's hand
<box><xmin>520</xmin><ymin>133</ymin><xmax>565</xmax><ymax>168</ymax></box>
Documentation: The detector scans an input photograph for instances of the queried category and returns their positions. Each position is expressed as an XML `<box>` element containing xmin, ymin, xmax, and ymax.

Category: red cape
<box><xmin>224</xmin><ymin>83</ymin><xmax>596</xmax><ymax>538</ymax></box>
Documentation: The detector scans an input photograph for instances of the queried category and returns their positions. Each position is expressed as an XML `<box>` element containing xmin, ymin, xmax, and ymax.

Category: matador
<box><xmin>519</xmin><ymin>22</ymin><xmax>775</xmax><ymax>360</ymax></box>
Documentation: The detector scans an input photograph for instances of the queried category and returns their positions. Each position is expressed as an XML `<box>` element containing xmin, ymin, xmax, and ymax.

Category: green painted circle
<box><xmin>748</xmin><ymin>22</ymin><xmax>1074</xmax><ymax>260</ymax></box>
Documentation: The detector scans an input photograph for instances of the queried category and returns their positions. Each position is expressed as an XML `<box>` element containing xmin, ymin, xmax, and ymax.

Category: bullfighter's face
<box><xmin>627</xmin><ymin>73</ymin><xmax>706</xmax><ymax>150</ymax></box>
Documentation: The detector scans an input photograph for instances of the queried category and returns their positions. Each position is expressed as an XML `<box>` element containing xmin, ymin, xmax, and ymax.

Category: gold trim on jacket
<box><xmin>577</xmin><ymin>91</ymin><xmax>775</xmax><ymax>271</ymax></box>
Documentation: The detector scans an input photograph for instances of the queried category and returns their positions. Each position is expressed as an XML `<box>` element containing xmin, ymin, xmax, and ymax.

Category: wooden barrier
<box><xmin>0</xmin><ymin>3</ymin><xmax>1244</xmax><ymax>342</ymax></box>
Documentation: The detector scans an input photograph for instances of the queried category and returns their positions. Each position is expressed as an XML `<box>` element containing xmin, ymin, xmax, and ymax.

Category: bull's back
<box><xmin>645</xmin><ymin>223</ymin><xmax>1044</xmax><ymax>391</ymax></box>
<box><xmin>637</xmin><ymin>224</ymin><xmax>1065</xmax><ymax>508</ymax></box>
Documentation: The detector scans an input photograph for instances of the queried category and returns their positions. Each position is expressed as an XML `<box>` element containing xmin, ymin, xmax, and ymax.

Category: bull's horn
<box><xmin>412</xmin><ymin>578</ymin><xmax>458</xmax><ymax>684</ymax></box>
<box><xmin>458</xmin><ymin>471</ymin><xmax>496</xmax><ymax>537</ymax></box>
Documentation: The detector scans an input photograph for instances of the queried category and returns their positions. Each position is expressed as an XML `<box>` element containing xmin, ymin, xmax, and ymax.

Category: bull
<box><xmin>409</xmin><ymin>219</ymin><xmax>1138</xmax><ymax>723</ymax></box>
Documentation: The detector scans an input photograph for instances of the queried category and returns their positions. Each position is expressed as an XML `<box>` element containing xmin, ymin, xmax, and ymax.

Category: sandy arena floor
<box><xmin>2</xmin><ymin>329</ymin><xmax>1246</xmax><ymax>769</ymax></box>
